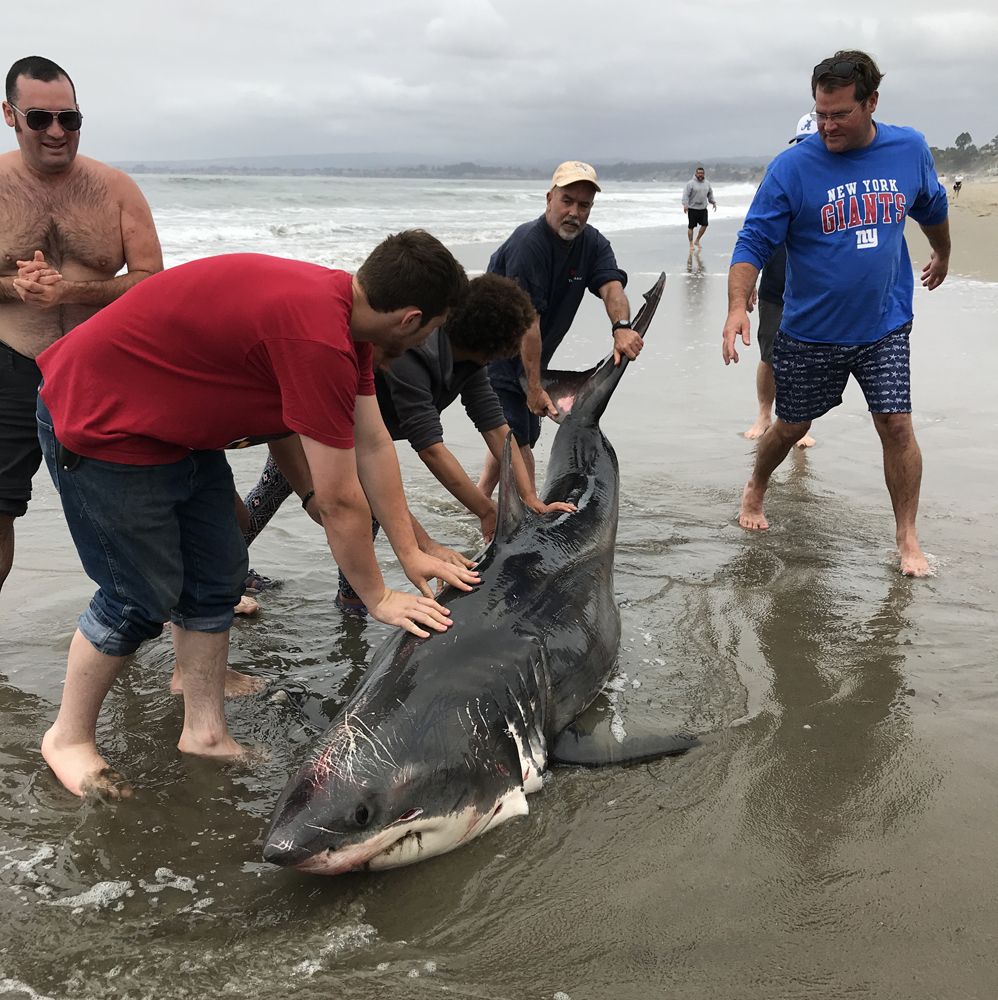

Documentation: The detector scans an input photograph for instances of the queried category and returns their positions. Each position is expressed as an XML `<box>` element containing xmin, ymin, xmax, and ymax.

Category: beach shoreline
<box><xmin>908</xmin><ymin>174</ymin><xmax>998</xmax><ymax>283</ymax></box>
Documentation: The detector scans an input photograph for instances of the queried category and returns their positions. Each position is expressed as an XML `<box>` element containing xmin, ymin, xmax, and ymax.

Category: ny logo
<box><xmin>856</xmin><ymin>229</ymin><xmax>879</xmax><ymax>249</ymax></box>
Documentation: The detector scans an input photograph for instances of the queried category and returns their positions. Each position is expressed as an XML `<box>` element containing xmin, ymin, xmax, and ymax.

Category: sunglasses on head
<box><xmin>8</xmin><ymin>103</ymin><xmax>83</xmax><ymax>132</ymax></box>
<box><xmin>813</xmin><ymin>59</ymin><xmax>861</xmax><ymax>80</ymax></box>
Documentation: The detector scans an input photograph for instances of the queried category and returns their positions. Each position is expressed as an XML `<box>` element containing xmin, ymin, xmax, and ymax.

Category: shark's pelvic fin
<box><xmin>551</xmin><ymin>692</ymin><xmax>698</xmax><ymax>767</ymax></box>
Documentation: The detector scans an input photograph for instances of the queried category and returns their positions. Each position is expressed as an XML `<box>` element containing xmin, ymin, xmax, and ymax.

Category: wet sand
<box><xmin>2</xmin><ymin>215</ymin><xmax>997</xmax><ymax>999</ymax></box>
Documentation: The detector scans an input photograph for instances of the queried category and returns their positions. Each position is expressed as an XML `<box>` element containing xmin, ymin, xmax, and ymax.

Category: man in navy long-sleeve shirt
<box><xmin>479</xmin><ymin>161</ymin><xmax>644</xmax><ymax>497</ymax></box>
<box><xmin>722</xmin><ymin>50</ymin><xmax>950</xmax><ymax>577</ymax></box>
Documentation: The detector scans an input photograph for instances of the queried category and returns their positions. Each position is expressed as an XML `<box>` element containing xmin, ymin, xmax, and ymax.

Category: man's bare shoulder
<box><xmin>73</xmin><ymin>155</ymin><xmax>145</xmax><ymax>196</ymax></box>
<box><xmin>0</xmin><ymin>149</ymin><xmax>27</xmax><ymax>177</ymax></box>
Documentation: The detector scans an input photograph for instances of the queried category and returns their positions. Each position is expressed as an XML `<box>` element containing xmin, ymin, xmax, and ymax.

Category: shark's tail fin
<box><xmin>527</xmin><ymin>273</ymin><xmax>666</xmax><ymax>428</ymax></box>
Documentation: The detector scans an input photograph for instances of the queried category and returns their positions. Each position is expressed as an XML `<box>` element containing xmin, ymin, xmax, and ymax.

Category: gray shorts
<box><xmin>757</xmin><ymin>297</ymin><xmax>783</xmax><ymax>365</ymax></box>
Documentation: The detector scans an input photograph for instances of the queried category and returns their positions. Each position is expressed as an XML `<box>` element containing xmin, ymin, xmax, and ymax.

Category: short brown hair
<box><xmin>6</xmin><ymin>56</ymin><xmax>76</xmax><ymax>103</ymax></box>
<box><xmin>445</xmin><ymin>274</ymin><xmax>536</xmax><ymax>361</ymax></box>
<box><xmin>811</xmin><ymin>50</ymin><xmax>883</xmax><ymax>103</ymax></box>
<box><xmin>357</xmin><ymin>230</ymin><xmax>468</xmax><ymax>320</ymax></box>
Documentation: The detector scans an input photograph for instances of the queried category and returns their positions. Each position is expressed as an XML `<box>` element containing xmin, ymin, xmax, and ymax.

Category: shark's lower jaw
<box><xmin>290</xmin><ymin>790</ymin><xmax>533</xmax><ymax>875</ymax></box>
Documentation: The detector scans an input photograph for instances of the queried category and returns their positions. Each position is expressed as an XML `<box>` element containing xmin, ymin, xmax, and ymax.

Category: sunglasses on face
<box><xmin>8</xmin><ymin>103</ymin><xmax>83</xmax><ymax>132</ymax></box>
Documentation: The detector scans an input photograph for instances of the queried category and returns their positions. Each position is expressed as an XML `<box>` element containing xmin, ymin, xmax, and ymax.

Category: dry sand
<box><xmin>907</xmin><ymin>174</ymin><xmax>998</xmax><ymax>282</ymax></box>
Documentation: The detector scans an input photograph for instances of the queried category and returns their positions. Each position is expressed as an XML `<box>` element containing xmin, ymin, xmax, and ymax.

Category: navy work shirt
<box><xmin>486</xmin><ymin>215</ymin><xmax>626</xmax><ymax>392</ymax></box>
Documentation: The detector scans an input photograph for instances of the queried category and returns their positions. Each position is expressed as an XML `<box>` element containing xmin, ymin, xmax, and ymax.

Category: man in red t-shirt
<box><xmin>34</xmin><ymin>230</ymin><xmax>476</xmax><ymax>800</ymax></box>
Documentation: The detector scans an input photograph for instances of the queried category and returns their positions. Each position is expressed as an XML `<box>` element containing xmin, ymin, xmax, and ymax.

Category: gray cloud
<box><xmin>4</xmin><ymin>0</ymin><xmax>997</xmax><ymax>165</ymax></box>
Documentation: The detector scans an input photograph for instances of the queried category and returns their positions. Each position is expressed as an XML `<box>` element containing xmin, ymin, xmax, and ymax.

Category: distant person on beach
<box><xmin>722</xmin><ymin>50</ymin><xmax>950</xmax><ymax>577</ymax></box>
<box><xmin>33</xmin><ymin>232</ymin><xmax>478</xmax><ymax>799</ymax></box>
<box><xmin>743</xmin><ymin>114</ymin><xmax>819</xmax><ymax>448</ymax></box>
<box><xmin>0</xmin><ymin>55</ymin><xmax>162</xmax><ymax>593</ymax></box>
<box><xmin>478</xmin><ymin>161</ymin><xmax>642</xmax><ymax>496</ymax></box>
<box><xmin>683</xmin><ymin>165</ymin><xmax>717</xmax><ymax>249</ymax></box>
<box><xmin>237</xmin><ymin>274</ymin><xmax>575</xmax><ymax>613</ymax></box>
<box><xmin>953</xmin><ymin>175</ymin><xmax>963</xmax><ymax>199</ymax></box>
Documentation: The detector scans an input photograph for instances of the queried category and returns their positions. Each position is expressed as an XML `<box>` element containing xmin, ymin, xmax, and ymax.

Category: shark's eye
<box><xmin>353</xmin><ymin>803</ymin><xmax>371</xmax><ymax>828</ymax></box>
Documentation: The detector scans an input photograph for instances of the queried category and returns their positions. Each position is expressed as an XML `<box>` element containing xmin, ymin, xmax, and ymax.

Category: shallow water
<box><xmin>2</xmin><ymin>220</ymin><xmax>997</xmax><ymax>999</ymax></box>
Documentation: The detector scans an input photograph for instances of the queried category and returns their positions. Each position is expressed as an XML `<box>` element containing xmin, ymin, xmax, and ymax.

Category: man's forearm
<box><xmin>519</xmin><ymin>321</ymin><xmax>543</xmax><ymax>389</ymax></box>
<box><xmin>0</xmin><ymin>276</ymin><xmax>22</xmax><ymax>303</ymax></box>
<box><xmin>57</xmin><ymin>269</ymin><xmax>158</xmax><ymax>307</ymax></box>
<box><xmin>356</xmin><ymin>433</ymin><xmax>421</xmax><ymax>560</ymax></box>
<box><xmin>920</xmin><ymin>219</ymin><xmax>951</xmax><ymax>257</ymax></box>
<box><xmin>419</xmin><ymin>442</ymin><xmax>492</xmax><ymax>518</ymax></box>
<box><xmin>600</xmin><ymin>282</ymin><xmax>630</xmax><ymax>325</ymax></box>
<box><xmin>728</xmin><ymin>262</ymin><xmax>760</xmax><ymax>312</ymax></box>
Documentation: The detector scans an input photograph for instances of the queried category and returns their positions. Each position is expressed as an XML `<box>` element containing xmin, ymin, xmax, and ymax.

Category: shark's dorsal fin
<box><xmin>494</xmin><ymin>431</ymin><xmax>533</xmax><ymax>545</ymax></box>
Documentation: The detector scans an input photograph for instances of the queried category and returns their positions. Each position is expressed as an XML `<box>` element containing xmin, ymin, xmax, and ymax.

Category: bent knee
<box><xmin>873</xmin><ymin>411</ymin><xmax>915</xmax><ymax>443</ymax></box>
<box><xmin>773</xmin><ymin>418</ymin><xmax>812</xmax><ymax>441</ymax></box>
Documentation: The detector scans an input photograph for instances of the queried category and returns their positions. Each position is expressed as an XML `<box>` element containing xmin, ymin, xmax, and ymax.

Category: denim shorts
<box><xmin>772</xmin><ymin>322</ymin><xmax>913</xmax><ymax>424</ymax></box>
<box><xmin>37</xmin><ymin>395</ymin><xmax>248</xmax><ymax>657</ymax></box>
<box><xmin>494</xmin><ymin>385</ymin><xmax>541</xmax><ymax>448</ymax></box>
<box><xmin>0</xmin><ymin>340</ymin><xmax>43</xmax><ymax>518</ymax></box>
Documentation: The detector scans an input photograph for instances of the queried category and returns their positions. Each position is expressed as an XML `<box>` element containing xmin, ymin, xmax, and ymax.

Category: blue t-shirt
<box><xmin>731</xmin><ymin>123</ymin><xmax>948</xmax><ymax>345</ymax></box>
<box><xmin>486</xmin><ymin>216</ymin><xmax>626</xmax><ymax>391</ymax></box>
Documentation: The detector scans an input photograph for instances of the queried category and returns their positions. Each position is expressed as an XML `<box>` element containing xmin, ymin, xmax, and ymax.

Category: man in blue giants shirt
<box><xmin>722</xmin><ymin>50</ymin><xmax>950</xmax><ymax>577</ymax></box>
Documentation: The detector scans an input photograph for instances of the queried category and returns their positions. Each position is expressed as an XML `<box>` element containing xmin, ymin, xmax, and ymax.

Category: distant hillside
<box><xmin>115</xmin><ymin>154</ymin><xmax>765</xmax><ymax>184</ymax></box>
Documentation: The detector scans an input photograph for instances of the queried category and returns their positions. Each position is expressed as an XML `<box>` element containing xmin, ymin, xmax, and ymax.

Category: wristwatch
<box><xmin>611</xmin><ymin>319</ymin><xmax>632</xmax><ymax>332</ymax></box>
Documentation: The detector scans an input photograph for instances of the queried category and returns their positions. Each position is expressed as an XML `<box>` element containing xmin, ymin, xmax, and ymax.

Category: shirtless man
<box><xmin>0</xmin><ymin>55</ymin><xmax>162</xmax><ymax>590</ymax></box>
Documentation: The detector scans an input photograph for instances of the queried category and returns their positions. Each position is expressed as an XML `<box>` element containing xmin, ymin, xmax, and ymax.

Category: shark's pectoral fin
<box><xmin>551</xmin><ymin>700</ymin><xmax>698</xmax><ymax>767</ymax></box>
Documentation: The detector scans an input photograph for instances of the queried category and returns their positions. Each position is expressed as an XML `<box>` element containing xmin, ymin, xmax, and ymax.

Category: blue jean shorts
<box><xmin>494</xmin><ymin>385</ymin><xmax>541</xmax><ymax>448</ymax></box>
<box><xmin>37</xmin><ymin>395</ymin><xmax>248</xmax><ymax>657</ymax></box>
<box><xmin>772</xmin><ymin>322</ymin><xmax>913</xmax><ymax>424</ymax></box>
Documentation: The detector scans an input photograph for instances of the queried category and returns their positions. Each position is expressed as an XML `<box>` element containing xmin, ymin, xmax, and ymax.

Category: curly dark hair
<box><xmin>445</xmin><ymin>274</ymin><xmax>536</xmax><ymax>361</ymax></box>
<box><xmin>811</xmin><ymin>50</ymin><xmax>883</xmax><ymax>102</ymax></box>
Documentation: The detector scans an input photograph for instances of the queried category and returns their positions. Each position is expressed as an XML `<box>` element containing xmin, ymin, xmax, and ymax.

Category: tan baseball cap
<box><xmin>550</xmin><ymin>161</ymin><xmax>601</xmax><ymax>192</ymax></box>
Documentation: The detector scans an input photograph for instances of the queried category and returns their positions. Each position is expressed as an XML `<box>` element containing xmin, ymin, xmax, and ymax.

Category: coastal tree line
<box><xmin>930</xmin><ymin>133</ymin><xmax>998</xmax><ymax>175</ymax></box>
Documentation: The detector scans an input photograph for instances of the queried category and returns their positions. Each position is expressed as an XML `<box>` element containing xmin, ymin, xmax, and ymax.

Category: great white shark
<box><xmin>264</xmin><ymin>272</ymin><xmax>694</xmax><ymax>875</ymax></box>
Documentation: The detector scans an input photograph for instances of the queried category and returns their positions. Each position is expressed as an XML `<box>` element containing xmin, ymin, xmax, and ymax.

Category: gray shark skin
<box><xmin>264</xmin><ymin>273</ymin><xmax>692</xmax><ymax>875</ymax></box>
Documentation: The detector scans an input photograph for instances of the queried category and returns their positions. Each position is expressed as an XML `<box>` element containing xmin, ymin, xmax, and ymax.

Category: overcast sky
<box><xmin>5</xmin><ymin>0</ymin><xmax>998</xmax><ymax>166</ymax></box>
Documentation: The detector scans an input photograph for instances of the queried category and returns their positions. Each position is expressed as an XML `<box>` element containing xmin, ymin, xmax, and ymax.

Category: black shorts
<box><xmin>0</xmin><ymin>340</ymin><xmax>43</xmax><ymax>518</ymax></box>
<box><xmin>757</xmin><ymin>297</ymin><xmax>783</xmax><ymax>365</ymax></box>
<box><xmin>494</xmin><ymin>385</ymin><xmax>541</xmax><ymax>448</ymax></box>
<box><xmin>687</xmin><ymin>208</ymin><xmax>709</xmax><ymax>228</ymax></box>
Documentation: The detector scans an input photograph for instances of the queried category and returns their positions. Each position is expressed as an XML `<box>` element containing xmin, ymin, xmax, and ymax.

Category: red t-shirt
<box><xmin>37</xmin><ymin>254</ymin><xmax>374</xmax><ymax>464</ymax></box>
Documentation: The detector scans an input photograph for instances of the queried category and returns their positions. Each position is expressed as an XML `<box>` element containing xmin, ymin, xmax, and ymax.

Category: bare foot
<box><xmin>899</xmin><ymin>542</ymin><xmax>931</xmax><ymax>577</ymax></box>
<box><xmin>743</xmin><ymin>418</ymin><xmax>771</xmax><ymax>440</ymax></box>
<box><xmin>795</xmin><ymin>433</ymin><xmax>816</xmax><ymax>449</ymax></box>
<box><xmin>738</xmin><ymin>481</ymin><xmax>769</xmax><ymax>530</ymax></box>
<box><xmin>41</xmin><ymin>728</ymin><xmax>133</xmax><ymax>800</ymax></box>
<box><xmin>234</xmin><ymin>595</ymin><xmax>259</xmax><ymax>616</ymax></box>
<box><xmin>177</xmin><ymin>730</ymin><xmax>246</xmax><ymax>760</ymax></box>
<box><xmin>170</xmin><ymin>668</ymin><xmax>267</xmax><ymax>698</ymax></box>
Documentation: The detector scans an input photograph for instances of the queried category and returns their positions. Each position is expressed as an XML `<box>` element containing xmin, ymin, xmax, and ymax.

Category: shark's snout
<box><xmin>262</xmin><ymin>837</ymin><xmax>316</xmax><ymax>867</ymax></box>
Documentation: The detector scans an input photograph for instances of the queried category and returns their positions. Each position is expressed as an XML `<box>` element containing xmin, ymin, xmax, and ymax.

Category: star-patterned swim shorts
<box><xmin>772</xmin><ymin>322</ymin><xmax>913</xmax><ymax>424</ymax></box>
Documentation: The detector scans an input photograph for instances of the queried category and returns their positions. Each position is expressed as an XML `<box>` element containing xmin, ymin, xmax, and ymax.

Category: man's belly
<box><xmin>0</xmin><ymin>300</ymin><xmax>102</xmax><ymax>359</ymax></box>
